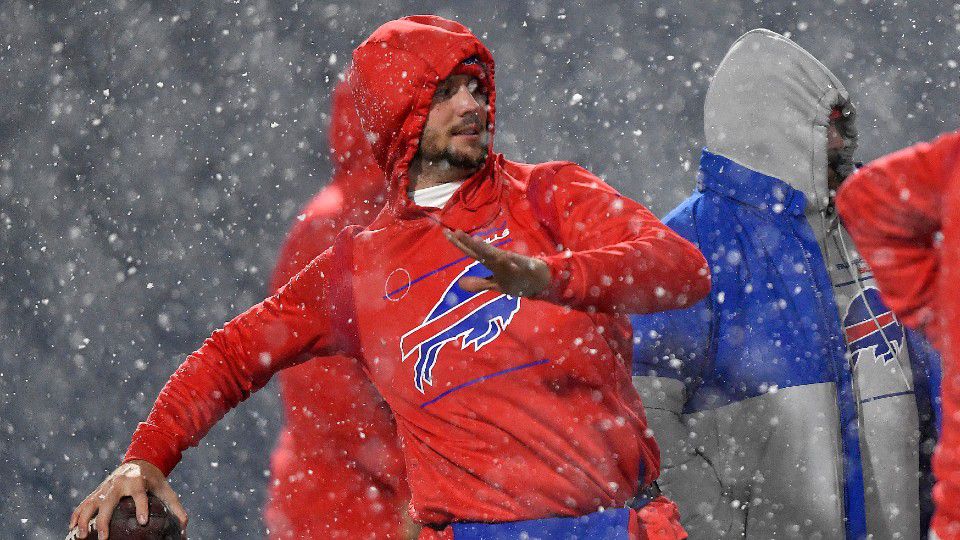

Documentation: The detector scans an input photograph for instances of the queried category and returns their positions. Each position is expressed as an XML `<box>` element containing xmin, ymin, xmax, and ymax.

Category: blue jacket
<box><xmin>632</xmin><ymin>150</ymin><xmax>941</xmax><ymax>538</ymax></box>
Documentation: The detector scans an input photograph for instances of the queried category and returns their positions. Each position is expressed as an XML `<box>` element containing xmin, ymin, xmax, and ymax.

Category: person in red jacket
<box><xmin>264</xmin><ymin>80</ymin><xmax>411</xmax><ymax>539</ymax></box>
<box><xmin>70</xmin><ymin>15</ymin><xmax>710</xmax><ymax>539</ymax></box>
<box><xmin>835</xmin><ymin>131</ymin><xmax>960</xmax><ymax>539</ymax></box>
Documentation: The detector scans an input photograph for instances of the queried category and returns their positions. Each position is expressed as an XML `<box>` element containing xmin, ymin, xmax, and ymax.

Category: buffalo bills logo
<box><xmin>400</xmin><ymin>261</ymin><xmax>521</xmax><ymax>393</ymax></box>
<box><xmin>842</xmin><ymin>287</ymin><xmax>904</xmax><ymax>365</ymax></box>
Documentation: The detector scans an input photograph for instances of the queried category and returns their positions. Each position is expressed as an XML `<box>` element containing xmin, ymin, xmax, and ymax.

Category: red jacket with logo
<box><xmin>836</xmin><ymin>130</ymin><xmax>960</xmax><ymax>540</ymax></box>
<box><xmin>124</xmin><ymin>15</ymin><xmax>709</xmax><ymax>528</ymax></box>
<box><xmin>263</xmin><ymin>81</ymin><xmax>408</xmax><ymax>539</ymax></box>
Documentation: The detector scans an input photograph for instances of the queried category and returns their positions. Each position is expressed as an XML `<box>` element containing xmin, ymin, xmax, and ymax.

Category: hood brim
<box><xmin>704</xmin><ymin>28</ymin><xmax>857</xmax><ymax>211</ymax></box>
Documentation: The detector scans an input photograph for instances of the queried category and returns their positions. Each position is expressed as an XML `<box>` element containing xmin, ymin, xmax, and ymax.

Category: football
<box><xmin>66</xmin><ymin>494</ymin><xmax>183</xmax><ymax>540</ymax></box>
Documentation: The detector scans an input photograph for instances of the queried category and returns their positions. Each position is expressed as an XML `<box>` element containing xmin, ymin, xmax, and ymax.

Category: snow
<box><xmin>2</xmin><ymin>1</ymin><xmax>957</xmax><ymax>538</ymax></box>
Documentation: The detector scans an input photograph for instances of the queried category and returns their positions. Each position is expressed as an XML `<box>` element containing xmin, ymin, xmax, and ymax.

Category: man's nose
<box><xmin>452</xmin><ymin>85</ymin><xmax>483</xmax><ymax>114</ymax></box>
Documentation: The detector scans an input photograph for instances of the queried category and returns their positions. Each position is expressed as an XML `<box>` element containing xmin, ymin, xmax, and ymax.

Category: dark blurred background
<box><xmin>1</xmin><ymin>0</ymin><xmax>957</xmax><ymax>537</ymax></box>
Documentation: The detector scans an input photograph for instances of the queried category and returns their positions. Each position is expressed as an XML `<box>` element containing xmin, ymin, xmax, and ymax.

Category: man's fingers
<box><xmin>444</xmin><ymin>229</ymin><xmax>483</xmax><ymax>261</ymax></box>
<box><xmin>445</xmin><ymin>229</ymin><xmax>509</xmax><ymax>270</ymax></box>
<box><xmin>76</xmin><ymin>501</ymin><xmax>97</xmax><ymax>539</ymax></box>
<box><xmin>458</xmin><ymin>276</ymin><xmax>499</xmax><ymax>294</ymax></box>
<box><xmin>95</xmin><ymin>492</ymin><xmax>120</xmax><ymax>540</ymax></box>
<box><xmin>131</xmin><ymin>491</ymin><xmax>149</xmax><ymax>526</ymax></box>
<box><xmin>74</xmin><ymin>516</ymin><xmax>96</xmax><ymax>540</ymax></box>
<box><xmin>156</xmin><ymin>484</ymin><xmax>189</xmax><ymax>529</ymax></box>
<box><xmin>455</xmin><ymin>230</ymin><xmax>502</xmax><ymax>262</ymax></box>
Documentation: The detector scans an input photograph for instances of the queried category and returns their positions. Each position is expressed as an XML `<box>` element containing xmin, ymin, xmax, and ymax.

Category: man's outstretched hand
<box><xmin>444</xmin><ymin>228</ymin><xmax>552</xmax><ymax>297</ymax></box>
<box><xmin>69</xmin><ymin>460</ymin><xmax>188</xmax><ymax>539</ymax></box>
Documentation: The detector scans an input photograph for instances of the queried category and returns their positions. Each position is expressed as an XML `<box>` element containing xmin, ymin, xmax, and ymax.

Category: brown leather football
<box><xmin>67</xmin><ymin>494</ymin><xmax>183</xmax><ymax>540</ymax></box>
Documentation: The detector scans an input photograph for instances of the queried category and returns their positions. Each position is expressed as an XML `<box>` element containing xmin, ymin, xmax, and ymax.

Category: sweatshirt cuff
<box><xmin>122</xmin><ymin>422</ymin><xmax>183</xmax><ymax>477</ymax></box>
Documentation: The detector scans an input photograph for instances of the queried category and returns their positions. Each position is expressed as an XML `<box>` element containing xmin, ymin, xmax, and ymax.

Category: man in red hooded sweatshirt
<box><xmin>70</xmin><ymin>16</ymin><xmax>710</xmax><ymax>539</ymax></box>
<box><xmin>836</xmin><ymin>131</ymin><xmax>960</xmax><ymax>540</ymax></box>
<box><xmin>264</xmin><ymin>80</ymin><xmax>410</xmax><ymax>539</ymax></box>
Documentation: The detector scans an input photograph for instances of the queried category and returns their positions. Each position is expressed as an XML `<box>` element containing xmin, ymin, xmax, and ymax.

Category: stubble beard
<box><xmin>827</xmin><ymin>150</ymin><xmax>847</xmax><ymax>193</ymax></box>
<box><xmin>440</xmin><ymin>144</ymin><xmax>487</xmax><ymax>170</ymax></box>
<box><xmin>420</xmin><ymin>127</ymin><xmax>489</xmax><ymax>172</ymax></box>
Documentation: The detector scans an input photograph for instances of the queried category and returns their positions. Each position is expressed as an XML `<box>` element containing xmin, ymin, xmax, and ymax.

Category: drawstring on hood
<box><xmin>348</xmin><ymin>15</ymin><xmax>497</xmax><ymax>223</ymax></box>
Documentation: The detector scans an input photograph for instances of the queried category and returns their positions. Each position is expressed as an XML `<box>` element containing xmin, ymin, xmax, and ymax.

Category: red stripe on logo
<box><xmin>845</xmin><ymin>312</ymin><xmax>895</xmax><ymax>342</ymax></box>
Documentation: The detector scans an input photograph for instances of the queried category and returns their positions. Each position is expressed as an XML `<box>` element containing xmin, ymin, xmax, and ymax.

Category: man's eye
<box><xmin>467</xmin><ymin>81</ymin><xmax>487</xmax><ymax>102</ymax></box>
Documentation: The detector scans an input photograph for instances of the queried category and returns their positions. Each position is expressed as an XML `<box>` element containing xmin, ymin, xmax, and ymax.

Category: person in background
<box><xmin>631</xmin><ymin>29</ymin><xmax>941</xmax><ymax>539</ymax></box>
<box><xmin>836</xmin><ymin>130</ymin><xmax>960</xmax><ymax>540</ymax></box>
<box><xmin>264</xmin><ymin>80</ymin><xmax>411</xmax><ymax>539</ymax></box>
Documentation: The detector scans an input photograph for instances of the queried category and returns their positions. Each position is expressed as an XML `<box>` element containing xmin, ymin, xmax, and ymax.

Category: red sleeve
<box><xmin>123</xmin><ymin>252</ymin><xmax>347</xmax><ymax>476</ymax></box>
<box><xmin>533</xmin><ymin>164</ymin><xmax>710</xmax><ymax>314</ymax></box>
<box><xmin>836</xmin><ymin>130</ymin><xmax>960</xmax><ymax>340</ymax></box>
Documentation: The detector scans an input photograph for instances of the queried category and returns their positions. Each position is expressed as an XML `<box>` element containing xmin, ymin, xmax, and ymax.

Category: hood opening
<box><xmin>829</xmin><ymin>102</ymin><xmax>859</xmax><ymax>185</ymax></box>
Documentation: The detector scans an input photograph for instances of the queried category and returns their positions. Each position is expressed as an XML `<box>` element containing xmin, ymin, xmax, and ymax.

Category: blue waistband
<box><xmin>449</xmin><ymin>505</ymin><xmax>635</xmax><ymax>540</ymax></box>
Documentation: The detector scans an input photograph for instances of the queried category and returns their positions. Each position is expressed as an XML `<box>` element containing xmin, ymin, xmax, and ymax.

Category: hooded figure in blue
<box><xmin>631</xmin><ymin>29</ymin><xmax>941</xmax><ymax>539</ymax></box>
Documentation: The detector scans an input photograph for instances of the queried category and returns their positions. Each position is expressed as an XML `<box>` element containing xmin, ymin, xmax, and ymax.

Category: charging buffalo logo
<box><xmin>400</xmin><ymin>261</ymin><xmax>521</xmax><ymax>393</ymax></box>
<box><xmin>842</xmin><ymin>287</ymin><xmax>904</xmax><ymax>365</ymax></box>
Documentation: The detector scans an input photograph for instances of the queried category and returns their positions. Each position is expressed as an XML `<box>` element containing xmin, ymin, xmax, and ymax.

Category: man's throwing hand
<box><xmin>444</xmin><ymin>228</ymin><xmax>551</xmax><ymax>297</ymax></box>
<box><xmin>69</xmin><ymin>460</ymin><xmax>187</xmax><ymax>539</ymax></box>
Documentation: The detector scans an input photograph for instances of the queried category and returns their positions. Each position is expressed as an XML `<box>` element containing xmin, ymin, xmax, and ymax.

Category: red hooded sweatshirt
<box><xmin>836</xmin><ymin>130</ymin><xmax>960</xmax><ymax>540</ymax></box>
<box><xmin>263</xmin><ymin>81</ymin><xmax>409</xmax><ymax>539</ymax></box>
<box><xmin>124</xmin><ymin>15</ymin><xmax>708</xmax><ymax>533</ymax></box>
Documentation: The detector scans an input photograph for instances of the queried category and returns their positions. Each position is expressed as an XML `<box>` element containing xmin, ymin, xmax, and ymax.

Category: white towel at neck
<box><xmin>409</xmin><ymin>181</ymin><xmax>464</xmax><ymax>208</ymax></box>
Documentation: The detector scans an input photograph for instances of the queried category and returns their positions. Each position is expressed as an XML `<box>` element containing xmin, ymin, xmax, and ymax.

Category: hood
<box><xmin>328</xmin><ymin>79</ymin><xmax>384</xmax><ymax>198</ymax></box>
<box><xmin>704</xmin><ymin>29</ymin><xmax>857</xmax><ymax>212</ymax></box>
<box><xmin>348</xmin><ymin>15</ymin><xmax>496</xmax><ymax>214</ymax></box>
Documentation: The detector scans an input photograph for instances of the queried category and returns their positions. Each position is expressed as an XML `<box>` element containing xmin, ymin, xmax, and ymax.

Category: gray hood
<box><xmin>704</xmin><ymin>29</ymin><xmax>857</xmax><ymax>212</ymax></box>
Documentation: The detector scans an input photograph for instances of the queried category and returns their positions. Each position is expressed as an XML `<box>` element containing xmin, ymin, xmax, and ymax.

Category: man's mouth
<box><xmin>452</xmin><ymin>124</ymin><xmax>482</xmax><ymax>136</ymax></box>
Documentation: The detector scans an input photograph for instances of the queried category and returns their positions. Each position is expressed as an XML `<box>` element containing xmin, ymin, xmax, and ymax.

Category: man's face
<box><xmin>827</xmin><ymin>115</ymin><xmax>848</xmax><ymax>192</ymax></box>
<box><xmin>418</xmin><ymin>74</ymin><xmax>489</xmax><ymax>171</ymax></box>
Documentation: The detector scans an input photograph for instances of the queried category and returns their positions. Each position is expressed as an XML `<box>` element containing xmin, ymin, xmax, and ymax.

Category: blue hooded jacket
<box><xmin>633</xmin><ymin>149</ymin><xmax>942</xmax><ymax>539</ymax></box>
<box><xmin>631</xmin><ymin>29</ymin><xmax>941</xmax><ymax>540</ymax></box>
